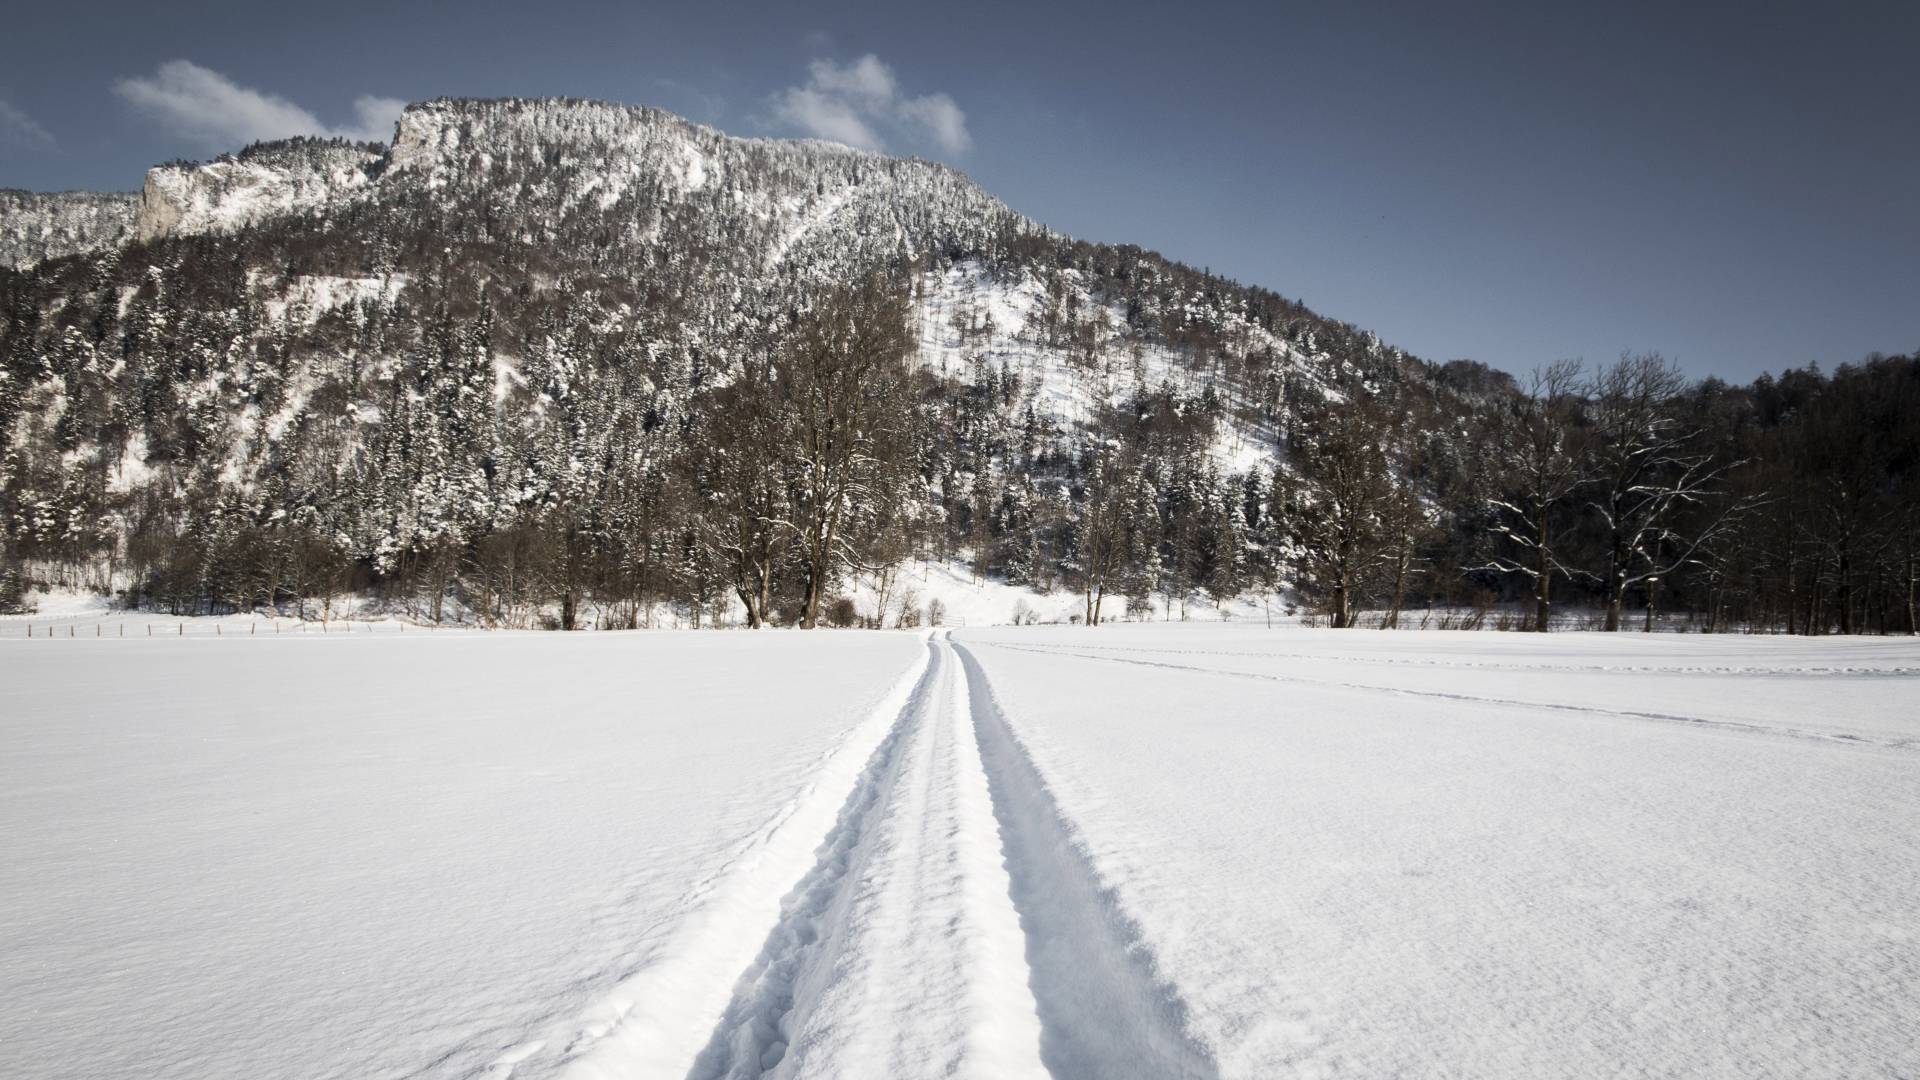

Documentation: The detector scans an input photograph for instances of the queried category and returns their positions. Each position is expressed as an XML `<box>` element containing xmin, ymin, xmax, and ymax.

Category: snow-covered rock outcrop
<box><xmin>0</xmin><ymin>190</ymin><xmax>138</xmax><ymax>269</ymax></box>
<box><xmin>134</xmin><ymin>139</ymin><xmax>382</xmax><ymax>242</ymax></box>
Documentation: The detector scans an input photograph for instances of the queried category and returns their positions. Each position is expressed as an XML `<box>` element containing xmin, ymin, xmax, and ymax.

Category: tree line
<box><xmin>1283</xmin><ymin>351</ymin><xmax>1919</xmax><ymax>633</ymax></box>
<box><xmin>1</xmin><ymin>172</ymin><xmax>1914</xmax><ymax>631</ymax></box>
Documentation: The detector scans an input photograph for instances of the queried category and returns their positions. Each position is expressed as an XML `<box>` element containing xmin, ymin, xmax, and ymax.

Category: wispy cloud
<box><xmin>771</xmin><ymin>55</ymin><xmax>971</xmax><ymax>156</ymax></box>
<box><xmin>0</xmin><ymin>98</ymin><xmax>54</xmax><ymax>146</ymax></box>
<box><xmin>113</xmin><ymin>61</ymin><xmax>403</xmax><ymax>150</ymax></box>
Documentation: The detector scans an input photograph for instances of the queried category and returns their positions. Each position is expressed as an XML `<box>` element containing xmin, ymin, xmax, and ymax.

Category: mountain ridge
<box><xmin>0</xmin><ymin>97</ymin><xmax>1399</xmax><ymax>369</ymax></box>
<box><xmin>0</xmin><ymin>92</ymin><xmax>1457</xmax><ymax>627</ymax></box>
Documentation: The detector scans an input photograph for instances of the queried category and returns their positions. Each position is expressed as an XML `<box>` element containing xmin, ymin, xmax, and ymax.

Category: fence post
<box><xmin>178</xmin><ymin>623</ymin><xmax>183</xmax><ymax>636</ymax></box>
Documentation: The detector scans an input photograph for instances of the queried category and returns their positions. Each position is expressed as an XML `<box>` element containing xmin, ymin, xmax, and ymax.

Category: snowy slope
<box><xmin>912</xmin><ymin>260</ymin><xmax>1307</xmax><ymax>474</ymax></box>
<box><xmin>844</xmin><ymin>559</ymin><xmax>1270</xmax><ymax>628</ymax></box>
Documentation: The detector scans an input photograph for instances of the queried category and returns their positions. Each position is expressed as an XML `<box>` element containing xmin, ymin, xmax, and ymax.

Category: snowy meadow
<box><xmin>3</xmin><ymin>624</ymin><xmax>1916</xmax><ymax>1079</ymax></box>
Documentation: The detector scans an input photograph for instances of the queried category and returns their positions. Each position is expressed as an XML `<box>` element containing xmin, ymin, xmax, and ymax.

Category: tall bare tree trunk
<box><xmin>1535</xmin><ymin>504</ymin><xmax>1552</xmax><ymax>632</ymax></box>
<box><xmin>1905</xmin><ymin>543</ymin><xmax>1917</xmax><ymax>635</ymax></box>
<box><xmin>1837</xmin><ymin>548</ymin><xmax>1854</xmax><ymax>635</ymax></box>
<box><xmin>1383</xmin><ymin>548</ymin><xmax>1409</xmax><ymax>630</ymax></box>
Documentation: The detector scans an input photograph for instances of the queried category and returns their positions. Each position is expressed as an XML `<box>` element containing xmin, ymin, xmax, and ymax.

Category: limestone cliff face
<box><xmin>0</xmin><ymin>190</ymin><xmax>138</xmax><ymax>269</ymax></box>
<box><xmin>4</xmin><ymin>98</ymin><xmax>1023</xmax><ymax>277</ymax></box>
<box><xmin>132</xmin><ymin>140</ymin><xmax>383</xmax><ymax>244</ymax></box>
<box><xmin>2</xmin><ymin>141</ymin><xmax>378</xmax><ymax>268</ymax></box>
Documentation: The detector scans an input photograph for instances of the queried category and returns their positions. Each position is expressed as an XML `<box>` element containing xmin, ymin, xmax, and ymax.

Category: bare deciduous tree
<box><xmin>686</xmin><ymin>352</ymin><xmax>791</xmax><ymax>629</ymax></box>
<box><xmin>778</xmin><ymin>277</ymin><xmax>916</xmax><ymax>629</ymax></box>
<box><xmin>1478</xmin><ymin>359</ymin><xmax>1589</xmax><ymax>631</ymax></box>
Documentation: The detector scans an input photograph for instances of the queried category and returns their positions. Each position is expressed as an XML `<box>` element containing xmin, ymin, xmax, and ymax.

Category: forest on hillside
<box><xmin>2</xmin><ymin>242</ymin><xmax>1913</xmax><ymax>633</ymax></box>
<box><xmin>1</xmin><ymin>108</ymin><xmax>1914</xmax><ymax>634</ymax></box>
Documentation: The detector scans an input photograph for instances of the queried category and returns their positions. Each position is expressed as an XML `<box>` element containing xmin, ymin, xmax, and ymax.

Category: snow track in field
<box><xmin>982</xmin><ymin>640</ymin><xmax>1920</xmax><ymax>753</ymax></box>
<box><xmin>1011</xmin><ymin>639</ymin><xmax>1920</xmax><ymax>678</ymax></box>
<box><xmin>556</xmin><ymin>631</ymin><xmax>1209</xmax><ymax>1079</ymax></box>
<box><xmin>957</xmin><ymin>641</ymin><xmax>1220</xmax><ymax>1080</ymax></box>
<box><xmin>551</xmin><ymin>640</ymin><xmax>936</xmax><ymax>1080</ymax></box>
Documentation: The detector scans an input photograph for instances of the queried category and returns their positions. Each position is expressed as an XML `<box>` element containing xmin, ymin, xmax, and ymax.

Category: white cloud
<box><xmin>896</xmin><ymin>93</ymin><xmax>969</xmax><ymax>155</ymax></box>
<box><xmin>774</xmin><ymin>87</ymin><xmax>885</xmax><ymax>152</ymax></box>
<box><xmin>348</xmin><ymin>95</ymin><xmax>407</xmax><ymax>141</ymax></box>
<box><xmin>0</xmin><ymin>98</ymin><xmax>54</xmax><ymax>146</ymax></box>
<box><xmin>113</xmin><ymin>60</ymin><xmax>402</xmax><ymax>150</ymax></box>
<box><xmin>771</xmin><ymin>55</ymin><xmax>971</xmax><ymax>156</ymax></box>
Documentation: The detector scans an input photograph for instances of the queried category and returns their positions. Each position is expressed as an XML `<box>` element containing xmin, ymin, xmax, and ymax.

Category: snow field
<box><xmin>960</xmin><ymin>624</ymin><xmax>1920</xmax><ymax>1078</ymax></box>
<box><xmin>956</xmin><ymin>641</ymin><xmax>1218</xmax><ymax>1079</ymax></box>
<box><xmin>982</xmin><ymin>627</ymin><xmax>1920</xmax><ymax>744</ymax></box>
<box><xmin>0</xmin><ymin>630</ymin><xmax>927</xmax><ymax>1080</ymax></box>
<box><xmin>553</xmin><ymin>634</ymin><xmax>934</xmax><ymax>1079</ymax></box>
<box><xmin>5</xmin><ymin>623</ymin><xmax>1917</xmax><ymax>1079</ymax></box>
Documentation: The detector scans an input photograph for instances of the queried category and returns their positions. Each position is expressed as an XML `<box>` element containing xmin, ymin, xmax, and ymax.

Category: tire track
<box><xmin>956</xmin><ymin>640</ymin><xmax>1221</xmax><ymax>1080</ymax></box>
<box><xmin>683</xmin><ymin>639</ymin><xmax>944</xmax><ymax>1079</ymax></box>
<box><xmin>979</xmin><ymin>640</ymin><xmax>1918</xmax><ymax>753</ymax></box>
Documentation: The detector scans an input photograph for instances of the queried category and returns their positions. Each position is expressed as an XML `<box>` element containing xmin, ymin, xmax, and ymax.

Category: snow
<box><xmin>258</xmin><ymin>272</ymin><xmax>408</xmax><ymax>323</ymax></box>
<box><xmin>764</xmin><ymin>187</ymin><xmax>853</xmax><ymax>271</ymax></box>
<box><xmin>0</xmin><ymin>630</ymin><xmax>926</xmax><ymax>1080</ymax></box>
<box><xmin>910</xmin><ymin>261</ymin><xmax>1292</xmax><ymax>476</ymax></box>
<box><xmin>954</xmin><ymin>624</ymin><xmax>1920</xmax><ymax>1077</ymax></box>
<box><xmin>137</xmin><ymin>145</ymin><xmax>379</xmax><ymax>242</ymax></box>
<box><xmin>844</xmin><ymin>559</ymin><xmax>1269</xmax><ymax>628</ymax></box>
<box><xmin>0</xmin><ymin>189</ymin><xmax>138</xmax><ymax>269</ymax></box>
<box><xmin>671</xmin><ymin>633</ymin><xmax>1047</xmax><ymax>1080</ymax></box>
<box><xmin>4</xmin><ymin>623</ymin><xmax>1916</xmax><ymax>1079</ymax></box>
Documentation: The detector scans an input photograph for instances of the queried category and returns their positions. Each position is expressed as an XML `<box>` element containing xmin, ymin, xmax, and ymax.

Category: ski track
<box><xmin>547</xmin><ymin>640</ymin><xmax>936</xmax><ymax>1080</ymax></box>
<box><xmin>687</xmin><ymin>631</ymin><xmax>1043</xmax><ymax>1079</ymax></box>
<box><xmin>979</xmin><ymin>641</ymin><xmax>1920</xmax><ymax>753</ymax></box>
<box><xmin>574</xmin><ymin>631</ymin><xmax>1220</xmax><ymax>1080</ymax></box>
<box><xmin>956</xmin><ymin>640</ymin><xmax>1221</xmax><ymax>1080</ymax></box>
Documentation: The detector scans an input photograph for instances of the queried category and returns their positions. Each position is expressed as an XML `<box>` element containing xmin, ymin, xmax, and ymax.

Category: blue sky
<box><xmin>1</xmin><ymin>0</ymin><xmax>1914</xmax><ymax>381</ymax></box>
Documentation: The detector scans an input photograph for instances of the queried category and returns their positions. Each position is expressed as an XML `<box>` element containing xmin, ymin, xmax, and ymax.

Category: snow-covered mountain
<box><xmin>1</xmin><ymin>95</ymin><xmax>1466</xmax><ymax>623</ymax></box>
<box><xmin>5</xmin><ymin>99</ymin><xmax>1022</xmax><ymax>272</ymax></box>
<box><xmin>6</xmin><ymin>95</ymin><xmax>1417</xmax><ymax>453</ymax></box>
